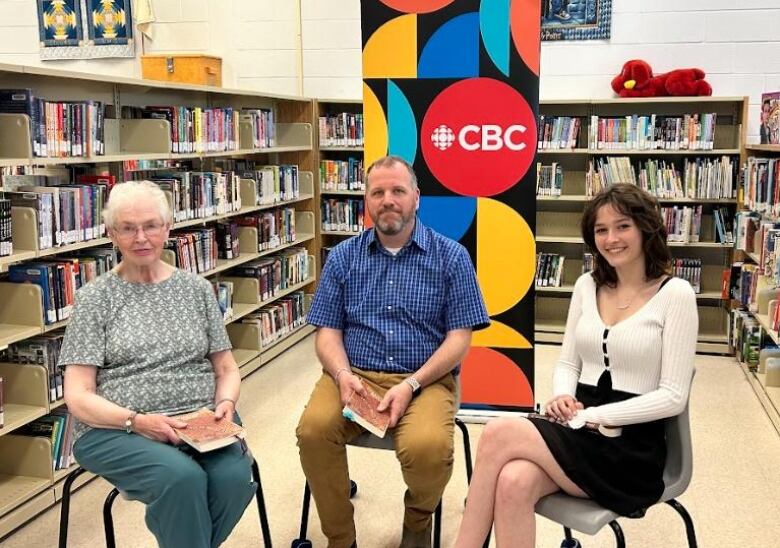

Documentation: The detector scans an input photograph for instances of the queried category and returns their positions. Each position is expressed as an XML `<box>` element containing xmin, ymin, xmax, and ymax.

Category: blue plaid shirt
<box><xmin>308</xmin><ymin>219</ymin><xmax>490</xmax><ymax>373</ymax></box>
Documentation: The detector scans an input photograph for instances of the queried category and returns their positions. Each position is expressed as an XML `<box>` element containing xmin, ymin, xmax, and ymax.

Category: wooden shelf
<box><xmin>535</xmin><ymin>235</ymin><xmax>731</xmax><ymax>248</ymax></box>
<box><xmin>536</xmin><ymin>195</ymin><xmax>736</xmax><ymax>204</ymax></box>
<box><xmin>232</xmin><ymin>348</ymin><xmax>259</xmax><ymax>369</ymax></box>
<box><xmin>744</xmin><ymin>144</ymin><xmax>780</xmax><ymax>154</ymax></box>
<box><xmin>0</xmin><ymin>250</ymin><xmax>37</xmax><ymax>273</ymax></box>
<box><xmin>537</xmin><ymin>148</ymin><xmax>739</xmax><ymax>156</ymax></box>
<box><xmin>257</xmin><ymin>233</ymin><xmax>315</xmax><ymax>258</ymax></box>
<box><xmin>321</xmin><ymin>229</ymin><xmax>363</xmax><ymax>236</ymax></box>
<box><xmin>319</xmin><ymin>146</ymin><xmax>364</xmax><ymax>152</ymax></box>
<box><xmin>745</xmin><ymin>250</ymin><xmax>761</xmax><ymax>264</ymax></box>
<box><xmin>0</xmin><ymin>404</ymin><xmax>47</xmax><ymax>438</ymax></box>
<box><xmin>534</xmin><ymin>286</ymin><xmax>724</xmax><ymax>301</ymax></box>
<box><xmin>320</xmin><ymin>189</ymin><xmax>364</xmax><ymax>196</ymax></box>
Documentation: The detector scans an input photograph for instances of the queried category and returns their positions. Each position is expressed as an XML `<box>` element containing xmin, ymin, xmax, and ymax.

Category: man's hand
<box><xmin>132</xmin><ymin>413</ymin><xmax>188</xmax><ymax>445</ymax></box>
<box><xmin>544</xmin><ymin>395</ymin><xmax>584</xmax><ymax>422</ymax></box>
<box><xmin>377</xmin><ymin>382</ymin><xmax>414</xmax><ymax>428</ymax></box>
<box><xmin>214</xmin><ymin>399</ymin><xmax>236</xmax><ymax>421</ymax></box>
<box><xmin>338</xmin><ymin>372</ymin><xmax>366</xmax><ymax>406</ymax></box>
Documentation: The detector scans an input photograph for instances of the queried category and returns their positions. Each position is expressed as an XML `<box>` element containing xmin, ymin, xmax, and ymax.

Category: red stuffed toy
<box><xmin>611</xmin><ymin>60</ymin><xmax>712</xmax><ymax>98</ymax></box>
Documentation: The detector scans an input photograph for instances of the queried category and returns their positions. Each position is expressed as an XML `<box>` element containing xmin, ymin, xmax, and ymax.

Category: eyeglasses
<box><xmin>113</xmin><ymin>222</ymin><xmax>167</xmax><ymax>239</ymax></box>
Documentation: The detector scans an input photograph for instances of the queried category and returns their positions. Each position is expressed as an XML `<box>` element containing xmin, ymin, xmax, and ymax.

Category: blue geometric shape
<box><xmin>418</xmin><ymin>13</ymin><xmax>479</xmax><ymax>79</ymax></box>
<box><xmin>480</xmin><ymin>0</ymin><xmax>510</xmax><ymax>77</ymax></box>
<box><xmin>419</xmin><ymin>196</ymin><xmax>477</xmax><ymax>242</ymax></box>
<box><xmin>388</xmin><ymin>80</ymin><xmax>418</xmax><ymax>164</ymax></box>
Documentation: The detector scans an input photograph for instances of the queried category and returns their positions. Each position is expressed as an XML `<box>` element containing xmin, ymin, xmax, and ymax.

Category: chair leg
<box><xmin>607</xmin><ymin>520</ymin><xmax>626</xmax><ymax>548</ymax></box>
<box><xmin>103</xmin><ymin>488</ymin><xmax>120</xmax><ymax>548</ymax></box>
<box><xmin>58</xmin><ymin>467</ymin><xmax>87</xmax><ymax>548</ymax></box>
<box><xmin>433</xmin><ymin>500</ymin><xmax>442</xmax><ymax>548</ymax></box>
<box><xmin>455</xmin><ymin>418</ymin><xmax>473</xmax><ymax>483</ymax></box>
<box><xmin>251</xmin><ymin>459</ymin><xmax>272</xmax><ymax>548</ymax></box>
<box><xmin>297</xmin><ymin>481</ymin><xmax>312</xmax><ymax>541</ymax></box>
<box><xmin>665</xmin><ymin>499</ymin><xmax>698</xmax><ymax>548</ymax></box>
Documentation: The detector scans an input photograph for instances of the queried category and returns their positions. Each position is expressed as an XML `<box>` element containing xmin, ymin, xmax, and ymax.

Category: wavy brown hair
<box><xmin>581</xmin><ymin>183</ymin><xmax>671</xmax><ymax>288</ymax></box>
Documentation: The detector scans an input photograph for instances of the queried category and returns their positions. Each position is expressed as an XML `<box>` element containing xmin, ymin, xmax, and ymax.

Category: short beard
<box><xmin>373</xmin><ymin>210</ymin><xmax>413</xmax><ymax>236</ymax></box>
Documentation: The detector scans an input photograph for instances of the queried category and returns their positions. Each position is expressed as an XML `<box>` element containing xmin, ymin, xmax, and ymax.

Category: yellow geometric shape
<box><xmin>363</xmin><ymin>15</ymin><xmax>418</xmax><ymax>78</ymax></box>
<box><xmin>472</xmin><ymin>320</ymin><xmax>532</xmax><ymax>349</ymax></box>
<box><xmin>477</xmin><ymin>198</ymin><xmax>536</xmax><ymax>316</ymax></box>
<box><xmin>363</xmin><ymin>83</ymin><xmax>388</xmax><ymax>167</ymax></box>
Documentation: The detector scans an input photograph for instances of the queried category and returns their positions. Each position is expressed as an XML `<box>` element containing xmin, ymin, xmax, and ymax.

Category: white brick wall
<box><xmin>299</xmin><ymin>1</ymin><xmax>780</xmax><ymax>142</ymax></box>
<box><xmin>3</xmin><ymin>1</ymin><xmax>780</xmax><ymax>140</ymax></box>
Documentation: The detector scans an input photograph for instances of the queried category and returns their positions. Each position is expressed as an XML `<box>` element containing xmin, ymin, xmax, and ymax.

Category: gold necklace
<box><xmin>615</xmin><ymin>281</ymin><xmax>648</xmax><ymax>310</ymax></box>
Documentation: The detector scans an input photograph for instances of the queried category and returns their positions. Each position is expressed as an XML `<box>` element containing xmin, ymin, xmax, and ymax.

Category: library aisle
<box><xmin>2</xmin><ymin>339</ymin><xmax>778</xmax><ymax>548</ymax></box>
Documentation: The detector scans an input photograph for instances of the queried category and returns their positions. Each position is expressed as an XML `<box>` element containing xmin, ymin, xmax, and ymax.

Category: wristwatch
<box><xmin>404</xmin><ymin>376</ymin><xmax>421</xmax><ymax>396</ymax></box>
<box><xmin>124</xmin><ymin>411</ymin><xmax>138</xmax><ymax>434</ymax></box>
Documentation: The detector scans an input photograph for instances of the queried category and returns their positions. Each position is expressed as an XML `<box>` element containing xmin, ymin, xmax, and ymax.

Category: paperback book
<box><xmin>173</xmin><ymin>408</ymin><xmax>245</xmax><ymax>452</ymax></box>
<box><xmin>342</xmin><ymin>382</ymin><xmax>390</xmax><ymax>438</ymax></box>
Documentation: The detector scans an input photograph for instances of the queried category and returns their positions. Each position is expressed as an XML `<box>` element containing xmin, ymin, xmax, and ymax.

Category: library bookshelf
<box><xmin>314</xmin><ymin>99</ymin><xmax>365</xmax><ymax>269</ymax></box>
<box><xmin>733</xmin><ymin>143</ymin><xmax>780</xmax><ymax>432</ymax></box>
<box><xmin>535</xmin><ymin>96</ymin><xmax>748</xmax><ymax>355</ymax></box>
<box><xmin>0</xmin><ymin>62</ymin><xmax>322</xmax><ymax>537</ymax></box>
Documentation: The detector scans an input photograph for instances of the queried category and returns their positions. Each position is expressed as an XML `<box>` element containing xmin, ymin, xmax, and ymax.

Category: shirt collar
<box><xmin>367</xmin><ymin>216</ymin><xmax>430</xmax><ymax>254</ymax></box>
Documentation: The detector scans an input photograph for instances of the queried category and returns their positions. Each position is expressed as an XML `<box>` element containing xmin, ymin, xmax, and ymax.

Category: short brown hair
<box><xmin>581</xmin><ymin>183</ymin><xmax>671</xmax><ymax>287</ymax></box>
<box><xmin>365</xmin><ymin>155</ymin><xmax>418</xmax><ymax>190</ymax></box>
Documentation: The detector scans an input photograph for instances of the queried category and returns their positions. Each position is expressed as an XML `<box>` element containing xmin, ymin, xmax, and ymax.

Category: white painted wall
<box><xmin>2</xmin><ymin>0</ymin><xmax>780</xmax><ymax>140</ymax></box>
<box><xmin>299</xmin><ymin>0</ymin><xmax>780</xmax><ymax>143</ymax></box>
<box><xmin>0</xmin><ymin>0</ymin><xmax>302</xmax><ymax>95</ymax></box>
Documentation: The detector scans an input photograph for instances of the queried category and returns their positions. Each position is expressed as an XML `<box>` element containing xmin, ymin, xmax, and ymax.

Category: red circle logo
<box><xmin>421</xmin><ymin>78</ymin><xmax>537</xmax><ymax>197</ymax></box>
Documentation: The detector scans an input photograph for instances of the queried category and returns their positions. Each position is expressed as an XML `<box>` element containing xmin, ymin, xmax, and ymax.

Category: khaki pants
<box><xmin>296</xmin><ymin>368</ymin><xmax>457</xmax><ymax>548</ymax></box>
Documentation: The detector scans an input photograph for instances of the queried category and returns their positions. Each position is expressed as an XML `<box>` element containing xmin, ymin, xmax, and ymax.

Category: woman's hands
<box><xmin>132</xmin><ymin>413</ymin><xmax>188</xmax><ymax>444</ymax></box>
<box><xmin>544</xmin><ymin>394</ymin><xmax>584</xmax><ymax>422</ymax></box>
<box><xmin>214</xmin><ymin>399</ymin><xmax>236</xmax><ymax>421</ymax></box>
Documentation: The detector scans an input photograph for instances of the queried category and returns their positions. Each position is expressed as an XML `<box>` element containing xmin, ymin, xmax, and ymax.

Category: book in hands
<box><xmin>172</xmin><ymin>408</ymin><xmax>246</xmax><ymax>452</ymax></box>
<box><xmin>342</xmin><ymin>384</ymin><xmax>391</xmax><ymax>438</ymax></box>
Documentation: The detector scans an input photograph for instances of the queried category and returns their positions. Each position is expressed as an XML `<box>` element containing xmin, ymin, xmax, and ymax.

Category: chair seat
<box><xmin>535</xmin><ymin>493</ymin><xmax>619</xmax><ymax>536</ymax></box>
<box><xmin>348</xmin><ymin>431</ymin><xmax>395</xmax><ymax>450</ymax></box>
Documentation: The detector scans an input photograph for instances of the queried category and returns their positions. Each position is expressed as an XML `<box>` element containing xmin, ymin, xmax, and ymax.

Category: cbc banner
<box><xmin>362</xmin><ymin>0</ymin><xmax>540</xmax><ymax>414</ymax></box>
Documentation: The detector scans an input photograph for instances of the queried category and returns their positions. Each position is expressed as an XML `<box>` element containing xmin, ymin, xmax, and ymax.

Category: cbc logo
<box><xmin>421</xmin><ymin>78</ymin><xmax>537</xmax><ymax>196</ymax></box>
<box><xmin>432</xmin><ymin>124</ymin><xmax>527</xmax><ymax>152</ymax></box>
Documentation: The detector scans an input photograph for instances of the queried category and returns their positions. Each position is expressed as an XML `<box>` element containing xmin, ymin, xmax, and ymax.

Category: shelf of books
<box><xmin>729</xmin><ymin>141</ymin><xmax>780</xmax><ymax>432</ymax></box>
<box><xmin>535</xmin><ymin>97</ymin><xmax>747</xmax><ymax>356</ymax></box>
<box><xmin>0</xmin><ymin>62</ymin><xmax>324</xmax><ymax>536</ymax></box>
<box><xmin>315</xmin><ymin>99</ymin><xmax>365</xmax><ymax>271</ymax></box>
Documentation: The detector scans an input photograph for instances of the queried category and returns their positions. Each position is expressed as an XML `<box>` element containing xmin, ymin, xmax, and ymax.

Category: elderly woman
<box><xmin>60</xmin><ymin>180</ymin><xmax>255</xmax><ymax>548</ymax></box>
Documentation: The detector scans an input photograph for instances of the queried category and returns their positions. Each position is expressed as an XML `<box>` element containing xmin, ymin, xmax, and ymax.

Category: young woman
<box><xmin>454</xmin><ymin>183</ymin><xmax>697</xmax><ymax>548</ymax></box>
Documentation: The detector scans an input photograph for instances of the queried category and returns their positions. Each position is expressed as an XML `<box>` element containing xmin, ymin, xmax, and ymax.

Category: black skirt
<box><xmin>529</xmin><ymin>382</ymin><xmax>666</xmax><ymax>516</ymax></box>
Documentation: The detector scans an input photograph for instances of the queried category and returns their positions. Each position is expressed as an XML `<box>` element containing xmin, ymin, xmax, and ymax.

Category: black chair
<box><xmin>291</xmin><ymin>417</ymin><xmax>474</xmax><ymax>548</ymax></box>
<box><xmin>58</xmin><ymin>457</ymin><xmax>272</xmax><ymax>548</ymax></box>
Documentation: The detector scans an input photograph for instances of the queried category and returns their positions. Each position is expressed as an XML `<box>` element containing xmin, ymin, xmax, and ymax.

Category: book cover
<box><xmin>342</xmin><ymin>382</ymin><xmax>391</xmax><ymax>438</ymax></box>
<box><xmin>172</xmin><ymin>407</ymin><xmax>245</xmax><ymax>453</ymax></box>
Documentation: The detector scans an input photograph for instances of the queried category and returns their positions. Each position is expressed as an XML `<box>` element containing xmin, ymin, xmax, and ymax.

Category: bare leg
<box><xmin>453</xmin><ymin>418</ymin><xmax>587</xmax><ymax>548</ymax></box>
<box><xmin>494</xmin><ymin>460</ymin><xmax>559</xmax><ymax>548</ymax></box>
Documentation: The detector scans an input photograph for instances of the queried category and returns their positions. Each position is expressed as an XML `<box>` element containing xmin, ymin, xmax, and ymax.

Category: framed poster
<box><xmin>37</xmin><ymin>0</ymin><xmax>135</xmax><ymax>59</ymax></box>
<box><xmin>37</xmin><ymin>0</ymin><xmax>85</xmax><ymax>59</ymax></box>
<box><xmin>541</xmin><ymin>0</ymin><xmax>611</xmax><ymax>41</ymax></box>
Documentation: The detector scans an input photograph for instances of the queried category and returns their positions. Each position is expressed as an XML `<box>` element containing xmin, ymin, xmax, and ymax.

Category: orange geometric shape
<box><xmin>461</xmin><ymin>347</ymin><xmax>534</xmax><ymax>407</ymax></box>
<box><xmin>510</xmin><ymin>0</ymin><xmax>541</xmax><ymax>76</ymax></box>
<box><xmin>379</xmin><ymin>0</ymin><xmax>455</xmax><ymax>13</ymax></box>
<box><xmin>363</xmin><ymin>15</ymin><xmax>418</xmax><ymax>78</ymax></box>
<box><xmin>472</xmin><ymin>320</ymin><xmax>531</xmax><ymax>349</ymax></box>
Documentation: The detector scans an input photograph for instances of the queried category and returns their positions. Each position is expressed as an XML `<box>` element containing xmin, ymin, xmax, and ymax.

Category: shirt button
<box><xmin>387</xmin><ymin>305</ymin><xmax>392</xmax><ymax>310</ymax></box>
<box><xmin>388</xmin><ymin>357</ymin><xmax>394</xmax><ymax>361</ymax></box>
<box><xmin>389</xmin><ymin>330</ymin><xmax>394</xmax><ymax>335</ymax></box>
<box><xmin>388</xmin><ymin>280</ymin><xmax>393</xmax><ymax>285</ymax></box>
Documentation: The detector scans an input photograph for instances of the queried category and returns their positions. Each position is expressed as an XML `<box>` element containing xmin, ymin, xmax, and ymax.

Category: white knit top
<box><xmin>552</xmin><ymin>273</ymin><xmax>697</xmax><ymax>427</ymax></box>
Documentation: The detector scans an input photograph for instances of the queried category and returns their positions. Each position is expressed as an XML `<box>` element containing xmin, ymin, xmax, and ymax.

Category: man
<box><xmin>297</xmin><ymin>155</ymin><xmax>490</xmax><ymax>548</ymax></box>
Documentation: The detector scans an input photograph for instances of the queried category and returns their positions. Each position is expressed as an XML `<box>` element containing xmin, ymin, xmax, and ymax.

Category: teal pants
<box><xmin>73</xmin><ymin>425</ymin><xmax>257</xmax><ymax>548</ymax></box>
